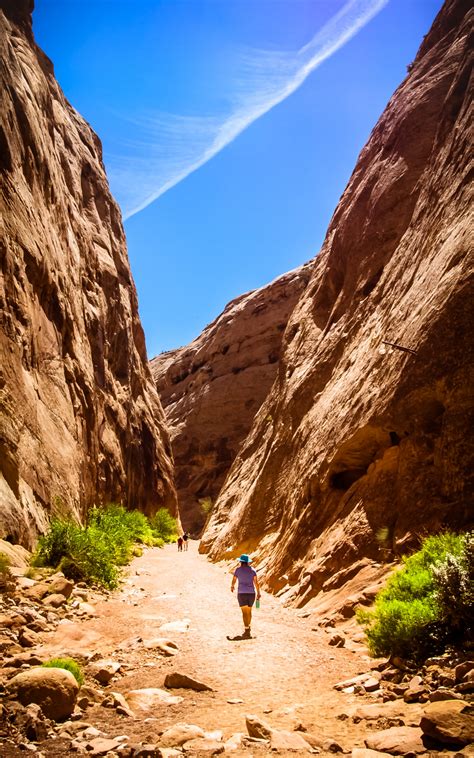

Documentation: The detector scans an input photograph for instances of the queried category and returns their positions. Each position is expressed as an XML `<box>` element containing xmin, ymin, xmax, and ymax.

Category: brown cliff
<box><xmin>201</xmin><ymin>0</ymin><xmax>473</xmax><ymax>611</ymax></box>
<box><xmin>0</xmin><ymin>0</ymin><xmax>177</xmax><ymax>547</ymax></box>
<box><xmin>151</xmin><ymin>265</ymin><xmax>311</xmax><ymax>533</ymax></box>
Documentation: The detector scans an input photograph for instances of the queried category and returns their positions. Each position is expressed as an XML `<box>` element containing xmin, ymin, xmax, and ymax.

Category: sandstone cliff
<box><xmin>201</xmin><ymin>0</ymin><xmax>473</xmax><ymax>610</ymax></box>
<box><xmin>151</xmin><ymin>265</ymin><xmax>311</xmax><ymax>533</ymax></box>
<box><xmin>0</xmin><ymin>0</ymin><xmax>177</xmax><ymax>547</ymax></box>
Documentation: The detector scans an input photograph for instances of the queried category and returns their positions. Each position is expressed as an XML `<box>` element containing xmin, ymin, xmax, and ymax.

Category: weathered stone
<box><xmin>125</xmin><ymin>688</ymin><xmax>183</xmax><ymax>711</ymax></box>
<box><xmin>404</xmin><ymin>686</ymin><xmax>428</xmax><ymax>703</ymax></box>
<box><xmin>89</xmin><ymin>660</ymin><xmax>121</xmax><ymax>684</ymax></box>
<box><xmin>429</xmin><ymin>688</ymin><xmax>463</xmax><ymax>702</ymax></box>
<box><xmin>42</xmin><ymin>593</ymin><xmax>67</xmax><ymax>608</ymax></box>
<box><xmin>0</xmin><ymin>612</ymin><xmax>27</xmax><ymax>628</ymax></box>
<box><xmin>19</xmin><ymin>628</ymin><xmax>41</xmax><ymax>648</ymax></box>
<box><xmin>270</xmin><ymin>729</ymin><xmax>312</xmax><ymax>751</ymax></box>
<box><xmin>182</xmin><ymin>737</ymin><xmax>224</xmax><ymax>754</ymax></box>
<box><xmin>159</xmin><ymin>723</ymin><xmax>205</xmax><ymax>746</ymax></box>
<box><xmin>328</xmin><ymin>633</ymin><xmax>345</xmax><ymax>647</ymax></box>
<box><xmin>164</xmin><ymin>672</ymin><xmax>213</xmax><ymax>691</ymax></box>
<box><xmin>6</xmin><ymin>666</ymin><xmax>79</xmax><ymax>720</ymax></box>
<box><xmin>84</xmin><ymin>737</ymin><xmax>123</xmax><ymax>756</ymax></box>
<box><xmin>420</xmin><ymin>700</ymin><xmax>474</xmax><ymax>746</ymax></box>
<box><xmin>456</xmin><ymin>662</ymin><xmax>474</xmax><ymax>684</ymax></box>
<box><xmin>245</xmin><ymin>714</ymin><xmax>273</xmax><ymax>740</ymax></box>
<box><xmin>49</xmin><ymin>577</ymin><xmax>74</xmax><ymax>599</ymax></box>
<box><xmin>143</xmin><ymin>638</ymin><xmax>178</xmax><ymax>656</ymax></box>
<box><xmin>363</xmin><ymin>677</ymin><xmax>380</xmax><ymax>693</ymax></box>
<box><xmin>365</xmin><ymin>726</ymin><xmax>426</xmax><ymax>754</ymax></box>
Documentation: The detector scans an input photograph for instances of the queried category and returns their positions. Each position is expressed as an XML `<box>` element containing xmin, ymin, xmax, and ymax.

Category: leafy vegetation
<box><xmin>42</xmin><ymin>657</ymin><xmax>84</xmax><ymax>685</ymax></box>
<box><xmin>32</xmin><ymin>503</ymin><xmax>176</xmax><ymax>588</ymax></box>
<box><xmin>0</xmin><ymin>552</ymin><xmax>12</xmax><ymax>591</ymax></box>
<box><xmin>150</xmin><ymin>508</ymin><xmax>178</xmax><ymax>543</ymax></box>
<box><xmin>357</xmin><ymin>531</ymin><xmax>473</xmax><ymax>661</ymax></box>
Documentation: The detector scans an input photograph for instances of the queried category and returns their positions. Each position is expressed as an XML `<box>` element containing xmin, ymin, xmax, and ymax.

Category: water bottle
<box><xmin>256</xmin><ymin>598</ymin><xmax>260</xmax><ymax>609</ymax></box>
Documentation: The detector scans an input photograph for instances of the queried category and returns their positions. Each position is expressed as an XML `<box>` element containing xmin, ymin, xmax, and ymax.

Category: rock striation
<box><xmin>200</xmin><ymin>0</ymin><xmax>474</xmax><ymax>606</ymax></box>
<box><xmin>151</xmin><ymin>265</ymin><xmax>311</xmax><ymax>533</ymax></box>
<box><xmin>0</xmin><ymin>0</ymin><xmax>177</xmax><ymax>547</ymax></box>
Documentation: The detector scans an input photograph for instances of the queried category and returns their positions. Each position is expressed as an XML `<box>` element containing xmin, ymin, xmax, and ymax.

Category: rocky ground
<box><xmin>0</xmin><ymin>541</ymin><xmax>473</xmax><ymax>757</ymax></box>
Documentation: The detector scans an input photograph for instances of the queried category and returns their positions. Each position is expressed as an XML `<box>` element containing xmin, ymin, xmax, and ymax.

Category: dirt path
<box><xmin>38</xmin><ymin>541</ymin><xmax>376</xmax><ymax>752</ymax></box>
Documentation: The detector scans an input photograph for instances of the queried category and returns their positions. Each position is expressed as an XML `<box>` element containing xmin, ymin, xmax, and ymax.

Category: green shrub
<box><xmin>150</xmin><ymin>508</ymin><xmax>178</xmax><ymax>543</ymax></box>
<box><xmin>42</xmin><ymin>657</ymin><xmax>84</xmax><ymax>685</ymax></box>
<box><xmin>0</xmin><ymin>552</ymin><xmax>12</xmax><ymax>590</ymax></box>
<box><xmin>432</xmin><ymin>532</ymin><xmax>474</xmax><ymax>632</ymax></box>
<box><xmin>32</xmin><ymin>504</ymin><xmax>158</xmax><ymax>588</ymax></box>
<box><xmin>357</xmin><ymin>531</ymin><xmax>470</xmax><ymax>661</ymax></box>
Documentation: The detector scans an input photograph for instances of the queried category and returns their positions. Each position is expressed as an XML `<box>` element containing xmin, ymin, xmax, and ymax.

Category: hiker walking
<box><xmin>182</xmin><ymin>532</ymin><xmax>189</xmax><ymax>551</ymax></box>
<box><xmin>230</xmin><ymin>554</ymin><xmax>261</xmax><ymax>639</ymax></box>
<box><xmin>177</xmin><ymin>536</ymin><xmax>183</xmax><ymax>552</ymax></box>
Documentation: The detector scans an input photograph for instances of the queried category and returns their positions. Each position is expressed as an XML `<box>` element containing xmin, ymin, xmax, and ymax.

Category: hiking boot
<box><xmin>243</xmin><ymin>627</ymin><xmax>251</xmax><ymax>639</ymax></box>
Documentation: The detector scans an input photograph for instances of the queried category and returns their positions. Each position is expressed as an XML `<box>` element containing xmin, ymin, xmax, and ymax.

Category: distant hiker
<box><xmin>230</xmin><ymin>554</ymin><xmax>261</xmax><ymax>639</ymax></box>
<box><xmin>177</xmin><ymin>536</ymin><xmax>183</xmax><ymax>552</ymax></box>
<box><xmin>182</xmin><ymin>532</ymin><xmax>189</xmax><ymax>551</ymax></box>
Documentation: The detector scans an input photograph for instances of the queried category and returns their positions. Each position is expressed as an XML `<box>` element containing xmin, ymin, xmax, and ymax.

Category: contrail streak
<box><xmin>106</xmin><ymin>0</ymin><xmax>389</xmax><ymax>220</ymax></box>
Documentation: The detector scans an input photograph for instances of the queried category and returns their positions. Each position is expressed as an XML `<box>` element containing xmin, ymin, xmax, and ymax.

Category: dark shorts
<box><xmin>237</xmin><ymin>593</ymin><xmax>256</xmax><ymax>607</ymax></box>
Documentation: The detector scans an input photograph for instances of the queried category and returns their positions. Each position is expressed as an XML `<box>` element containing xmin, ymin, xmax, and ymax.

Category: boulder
<box><xmin>420</xmin><ymin>700</ymin><xmax>474</xmax><ymax>746</ymax></box>
<box><xmin>19</xmin><ymin>628</ymin><xmax>41</xmax><ymax>647</ymax></box>
<box><xmin>164</xmin><ymin>672</ymin><xmax>213</xmax><ymax>691</ymax></box>
<box><xmin>6</xmin><ymin>666</ymin><xmax>79</xmax><ymax>720</ymax></box>
<box><xmin>365</xmin><ymin>726</ymin><xmax>426</xmax><ymax>754</ymax></box>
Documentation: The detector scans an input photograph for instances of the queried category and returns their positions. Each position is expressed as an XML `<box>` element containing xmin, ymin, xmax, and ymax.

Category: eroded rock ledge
<box><xmin>151</xmin><ymin>265</ymin><xmax>311</xmax><ymax>533</ymax></box>
<box><xmin>0</xmin><ymin>0</ymin><xmax>177</xmax><ymax>546</ymax></box>
<box><xmin>200</xmin><ymin>0</ymin><xmax>474</xmax><ymax>606</ymax></box>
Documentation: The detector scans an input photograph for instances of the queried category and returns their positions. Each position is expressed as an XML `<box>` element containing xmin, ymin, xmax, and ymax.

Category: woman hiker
<box><xmin>229</xmin><ymin>554</ymin><xmax>261</xmax><ymax>639</ymax></box>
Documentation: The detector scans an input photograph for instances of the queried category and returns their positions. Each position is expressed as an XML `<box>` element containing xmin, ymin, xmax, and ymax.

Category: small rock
<box><xmin>223</xmin><ymin>732</ymin><xmax>244</xmax><ymax>751</ymax></box>
<box><xmin>328</xmin><ymin>633</ymin><xmax>345</xmax><ymax>647</ymax></box>
<box><xmin>159</xmin><ymin>723</ymin><xmax>205</xmax><ymax>746</ymax></box>
<box><xmin>42</xmin><ymin>593</ymin><xmax>67</xmax><ymax>608</ymax></box>
<box><xmin>270</xmin><ymin>729</ymin><xmax>312</xmax><ymax>751</ymax></box>
<box><xmin>363</xmin><ymin>677</ymin><xmax>380</xmax><ymax>693</ymax></box>
<box><xmin>245</xmin><ymin>714</ymin><xmax>273</xmax><ymax>740</ymax></box>
<box><xmin>89</xmin><ymin>660</ymin><xmax>121</xmax><ymax>684</ymax></box>
<box><xmin>130</xmin><ymin>745</ymin><xmax>161</xmax><ymax>757</ymax></box>
<box><xmin>84</xmin><ymin>737</ymin><xmax>123</xmax><ymax>756</ymax></box>
<box><xmin>49</xmin><ymin>576</ymin><xmax>74</xmax><ymax>598</ymax></box>
<box><xmin>19</xmin><ymin>628</ymin><xmax>41</xmax><ymax>648</ymax></box>
<box><xmin>158</xmin><ymin>619</ymin><xmax>190</xmax><ymax>633</ymax></box>
<box><xmin>126</xmin><ymin>688</ymin><xmax>183</xmax><ymax>711</ymax></box>
<box><xmin>182</xmin><ymin>737</ymin><xmax>224</xmax><ymax>753</ymax></box>
<box><xmin>227</xmin><ymin>698</ymin><xmax>243</xmax><ymax>704</ymax></box>
<box><xmin>143</xmin><ymin>638</ymin><xmax>178</xmax><ymax>656</ymax></box>
<box><xmin>455</xmin><ymin>662</ymin><xmax>474</xmax><ymax>683</ymax></box>
<box><xmin>429</xmin><ymin>688</ymin><xmax>463</xmax><ymax>702</ymax></box>
<box><xmin>164</xmin><ymin>672</ymin><xmax>213</xmax><ymax>691</ymax></box>
<box><xmin>24</xmin><ymin>584</ymin><xmax>50</xmax><ymax>602</ymax></box>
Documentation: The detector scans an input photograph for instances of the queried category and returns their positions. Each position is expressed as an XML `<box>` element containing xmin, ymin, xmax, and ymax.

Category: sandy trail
<box><xmin>39</xmin><ymin>541</ymin><xmax>374</xmax><ymax>750</ymax></box>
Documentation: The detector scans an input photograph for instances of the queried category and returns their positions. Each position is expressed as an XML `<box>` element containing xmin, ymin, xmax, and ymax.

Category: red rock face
<box><xmin>200</xmin><ymin>0</ymin><xmax>473</xmax><ymax>607</ymax></box>
<box><xmin>151</xmin><ymin>266</ymin><xmax>311</xmax><ymax>534</ymax></box>
<box><xmin>0</xmin><ymin>1</ymin><xmax>177</xmax><ymax>547</ymax></box>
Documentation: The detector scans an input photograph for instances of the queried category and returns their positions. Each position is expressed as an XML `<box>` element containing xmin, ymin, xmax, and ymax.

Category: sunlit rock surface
<box><xmin>151</xmin><ymin>265</ymin><xmax>311</xmax><ymax>533</ymax></box>
<box><xmin>0</xmin><ymin>0</ymin><xmax>177</xmax><ymax>546</ymax></box>
<box><xmin>200</xmin><ymin>0</ymin><xmax>473</xmax><ymax>607</ymax></box>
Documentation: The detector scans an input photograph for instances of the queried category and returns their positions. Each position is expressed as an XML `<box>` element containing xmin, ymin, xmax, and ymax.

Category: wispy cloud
<box><xmin>106</xmin><ymin>0</ymin><xmax>389</xmax><ymax>220</ymax></box>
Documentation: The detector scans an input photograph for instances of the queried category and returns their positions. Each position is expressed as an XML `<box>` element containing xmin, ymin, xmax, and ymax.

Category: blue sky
<box><xmin>33</xmin><ymin>0</ymin><xmax>443</xmax><ymax>357</ymax></box>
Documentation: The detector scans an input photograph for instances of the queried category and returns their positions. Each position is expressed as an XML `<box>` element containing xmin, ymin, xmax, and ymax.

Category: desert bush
<box><xmin>150</xmin><ymin>508</ymin><xmax>178</xmax><ymax>543</ymax></box>
<box><xmin>42</xmin><ymin>657</ymin><xmax>84</xmax><ymax>685</ymax></box>
<box><xmin>0</xmin><ymin>552</ymin><xmax>12</xmax><ymax>591</ymax></box>
<box><xmin>432</xmin><ymin>532</ymin><xmax>474</xmax><ymax>632</ymax></box>
<box><xmin>357</xmin><ymin>531</ymin><xmax>469</xmax><ymax>661</ymax></box>
<box><xmin>32</xmin><ymin>504</ymin><xmax>158</xmax><ymax>588</ymax></box>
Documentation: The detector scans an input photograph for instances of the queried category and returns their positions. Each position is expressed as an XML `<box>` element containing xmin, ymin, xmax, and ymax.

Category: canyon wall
<box><xmin>201</xmin><ymin>0</ymin><xmax>473</xmax><ymax>609</ymax></box>
<box><xmin>0</xmin><ymin>0</ymin><xmax>177</xmax><ymax>548</ymax></box>
<box><xmin>151</xmin><ymin>265</ymin><xmax>311</xmax><ymax>533</ymax></box>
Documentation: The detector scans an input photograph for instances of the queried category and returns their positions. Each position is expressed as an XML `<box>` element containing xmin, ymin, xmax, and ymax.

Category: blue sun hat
<box><xmin>238</xmin><ymin>554</ymin><xmax>252</xmax><ymax>563</ymax></box>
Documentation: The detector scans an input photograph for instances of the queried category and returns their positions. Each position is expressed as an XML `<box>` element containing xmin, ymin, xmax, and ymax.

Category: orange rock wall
<box><xmin>201</xmin><ymin>0</ymin><xmax>473</xmax><ymax>607</ymax></box>
<box><xmin>0</xmin><ymin>1</ymin><xmax>177</xmax><ymax>547</ymax></box>
<box><xmin>152</xmin><ymin>266</ymin><xmax>311</xmax><ymax>533</ymax></box>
